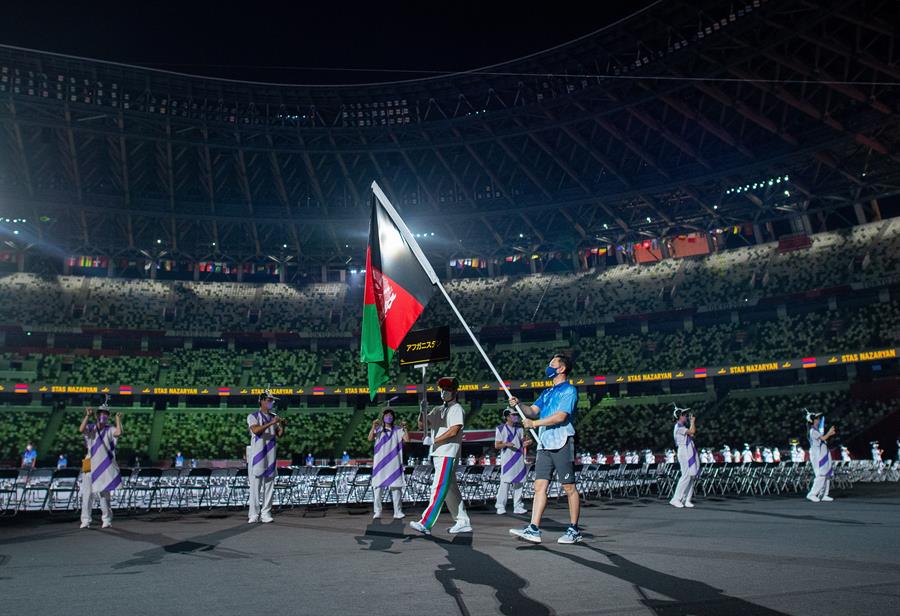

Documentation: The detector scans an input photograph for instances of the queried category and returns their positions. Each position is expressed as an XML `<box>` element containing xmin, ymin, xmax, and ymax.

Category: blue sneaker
<box><xmin>509</xmin><ymin>524</ymin><xmax>542</xmax><ymax>543</ymax></box>
<box><xmin>557</xmin><ymin>526</ymin><xmax>583</xmax><ymax>544</ymax></box>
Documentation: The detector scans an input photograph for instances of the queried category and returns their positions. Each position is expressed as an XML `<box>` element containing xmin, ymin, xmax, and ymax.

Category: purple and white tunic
<box><xmin>372</xmin><ymin>427</ymin><xmax>405</xmax><ymax>489</ymax></box>
<box><xmin>84</xmin><ymin>423</ymin><xmax>122</xmax><ymax>493</ymax></box>
<box><xmin>673</xmin><ymin>423</ymin><xmax>700</xmax><ymax>478</ymax></box>
<box><xmin>247</xmin><ymin>411</ymin><xmax>278</xmax><ymax>479</ymax></box>
<box><xmin>495</xmin><ymin>424</ymin><xmax>527</xmax><ymax>484</ymax></box>
<box><xmin>808</xmin><ymin>427</ymin><xmax>833</xmax><ymax>478</ymax></box>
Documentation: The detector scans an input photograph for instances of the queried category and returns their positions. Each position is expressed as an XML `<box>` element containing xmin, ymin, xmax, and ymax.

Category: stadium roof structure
<box><xmin>0</xmin><ymin>0</ymin><xmax>897</xmax><ymax>268</ymax></box>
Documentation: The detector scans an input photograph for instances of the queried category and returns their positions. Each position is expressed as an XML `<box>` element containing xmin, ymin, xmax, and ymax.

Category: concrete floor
<box><xmin>1</xmin><ymin>484</ymin><xmax>898</xmax><ymax>616</ymax></box>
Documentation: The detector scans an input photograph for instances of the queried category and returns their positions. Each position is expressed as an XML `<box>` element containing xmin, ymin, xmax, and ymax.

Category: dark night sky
<box><xmin>0</xmin><ymin>1</ymin><xmax>656</xmax><ymax>84</ymax></box>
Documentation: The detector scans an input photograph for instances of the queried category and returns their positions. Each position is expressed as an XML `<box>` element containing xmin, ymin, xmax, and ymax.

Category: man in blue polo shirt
<box><xmin>22</xmin><ymin>443</ymin><xmax>38</xmax><ymax>469</ymax></box>
<box><xmin>508</xmin><ymin>353</ymin><xmax>581</xmax><ymax>544</ymax></box>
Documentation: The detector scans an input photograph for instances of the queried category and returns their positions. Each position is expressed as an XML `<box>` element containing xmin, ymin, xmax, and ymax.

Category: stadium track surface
<box><xmin>1</xmin><ymin>484</ymin><xmax>898</xmax><ymax>615</ymax></box>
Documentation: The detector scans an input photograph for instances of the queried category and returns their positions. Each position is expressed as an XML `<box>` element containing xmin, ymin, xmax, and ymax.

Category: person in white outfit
<box><xmin>763</xmin><ymin>447</ymin><xmax>774</xmax><ymax>463</ymax></box>
<box><xmin>805</xmin><ymin>409</ymin><xmax>836</xmax><ymax>503</ymax></box>
<box><xmin>612</xmin><ymin>450</ymin><xmax>622</xmax><ymax>464</ymax></box>
<box><xmin>410</xmin><ymin>376</ymin><xmax>471</xmax><ymax>536</ymax></box>
<box><xmin>840</xmin><ymin>446</ymin><xmax>852</xmax><ymax>462</ymax></box>
<box><xmin>665</xmin><ymin>449</ymin><xmax>676</xmax><ymax>464</ymax></box>
<box><xmin>741</xmin><ymin>444</ymin><xmax>753</xmax><ymax>463</ymax></box>
<box><xmin>247</xmin><ymin>390</ymin><xmax>285</xmax><ymax>524</ymax></box>
<box><xmin>731</xmin><ymin>448</ymin><xmax>742</xmax><ymax>464</ymax></box>
<box><xmin>772</xmin><ymin>447</ymin><xmax>781</xmax><ymax>463</ymax></box>
<box><xmin>670</xmin><ymin>405</ymin><xmax>700</xmax><ymax>508</ymax></box>
<box><xmin>644</xmin><ymin>449</ymin><xmax>655</xmax><ymax>465</ymax></box>
<box><xmin>78</xmin><ymin>397</ymin><xmax>123</xmax><ymax>529</ymax></box>
<box><xmin>368</xmin><ymin>407</ymin><xmax>409</xmax><ymax>519</ymax></box>
<box><xmin>494</xmin><ymin>407</ymin><xmax>532</xmax><ymax>515</ymax></box>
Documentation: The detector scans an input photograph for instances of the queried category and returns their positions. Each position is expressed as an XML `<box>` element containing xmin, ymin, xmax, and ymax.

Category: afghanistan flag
<box><xmin>361</xmin><ymin>189</ymin><xmax>436</xmax><ymax>399</ymax></box>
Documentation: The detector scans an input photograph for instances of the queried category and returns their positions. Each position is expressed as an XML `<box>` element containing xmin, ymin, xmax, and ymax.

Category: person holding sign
<box><xmin>494</xmin><ymin>407</ymin><xmax>532</xmax><ymax>515</ymax></box>
<box><xmin>508</xmin><ymin>354</ymin><xmax>581</xmax><ymax>545</ymax></box>
<box><xmin>410</xmin><ymin>376</ymin><xmax>472</xmax><ymax>536</ymax></box>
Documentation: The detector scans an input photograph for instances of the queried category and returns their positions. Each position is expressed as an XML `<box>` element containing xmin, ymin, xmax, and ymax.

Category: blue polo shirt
<box><xmin>532</xmin><ymin>381</ymin><xmax>577</xmax><ymax>450</ymax></box>
<box><xmin>22</xmin><ymin>449</ymin><xmax>37</xmax><ymax>466</ymax></box>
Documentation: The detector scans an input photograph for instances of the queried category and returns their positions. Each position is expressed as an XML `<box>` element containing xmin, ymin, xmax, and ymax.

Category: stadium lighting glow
<box><xmin>13</xmin><ymin>230</ymin><xmax>19</xmax><ymax>235</ymax></box>
<box><xmin>784</xmin><ymin>190</ymin><xmax>790</xmax><ymax>197</ymax></box>
<box><xmin>282</xmin><ymin>244</ymin><xmax>287</xmax><ymax>249</ymax></box>
<box><xmin>156</xmin><ymin>239</ymin><xmax>162</xmax><ymax>244</ymax></box>
<box><xmin>350</xmin><ymin>269</ymin><xmax>358</xmax><ymax>275</ymax></box>
<box><xmin>713</xmin><ymin>205</ymin><xmax>718</xmax><ymax>210</ymax></box>
<box><xmin>519</xmin><ymin>233</ymin><xmax>524</xmax><ymax>238</ymax></box>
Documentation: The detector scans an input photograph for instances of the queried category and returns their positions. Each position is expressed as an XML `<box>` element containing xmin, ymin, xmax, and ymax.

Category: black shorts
<box><xmin>534</xmin><ymin>437</ymin><xmax>575</xmax><ymax>484</ymax></box>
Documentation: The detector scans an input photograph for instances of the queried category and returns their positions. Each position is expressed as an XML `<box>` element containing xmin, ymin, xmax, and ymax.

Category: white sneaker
<box><xmin>392</xmin><ymin>512</ymin><xmax>406</xmax><ymax>519</ymax></box>
<box><xmin>260</xmin><ymin>515</ymin><xmax>274</xmax><ymax>524</ymax></box>
<box><xmin>248</xmin><ymin>516</ymin><xmax>260</xmax><ymax>524</ymax></box>
<box><xmin>372</xmin><ymin>511</ymin><xmax>382</xmax><ymax>519</ymax></box>
<box><xmin>669</xmin><ymin>499</ymin><xmax>684</xmax><ymax>508</ymax></box>
<box><xmin>79</xmin><ymin>522</ymin><xmax>90</xmax><ymax>529</ymax></box>
<box><xmin>820</xmin><ymin>496</ymin><xmax>834</xmax><ymax>502</ymax></box>
<box><xmin>496</xmin><ymin>509</ymin><xmax>507</xmax><ymax>515</ymax></box>
<box><xmin>683</xmin><ymin>501</ymin><xmax>695</xmax><ymax>508</ymax></box>
<box><xmin>101</xmin><ymin>521</ymin><xmax>112</xmax><ymax>529</ymax></box>
<box><xmin>806</xmin><ymin>494</ymin><xmax>820</xmax><ymax>503</ymax></box>
<box><xmin>448</xmin><ymin>521</ymin><xmax>473</xmax><ymax>534</ymax></box>
<box><xmin>409</xmin><ymin>520</ymin><xmax>431</xmax><ymax>535</ymax></box>
<box><xmin>513</xmin><ymin>508</ymin><xmax>528</xmax><ymax>515</ymax></box>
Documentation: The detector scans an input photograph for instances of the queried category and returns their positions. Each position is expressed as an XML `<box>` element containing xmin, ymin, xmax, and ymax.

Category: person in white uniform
<box><xmin>410</xmin><ymin>376</ymin><xmax>471</xmax><ymax>536</ymax></box>
<box><xmin>805</xmin><ymin>410</ymin><xmax>836</xmax><ymax>503</ymax></box>
<box><xmin>670</xmin><ymin>404</ymin><xmax>700</xmax><ymax>508</ymax></box>
<box><xmin>247</xmin><ymin>390</ymin><xmax>285</xmax><ymax>524</ymax></box>
<box><xmin>840</xmin><ymin>446</ymin><xmax>852</xmax><ymax>462</ymax></box>
<box><xmin>741</xmin><ymin>443</ymin><xmax>753</xmax><ymax>463</ymax></box>
<box><xmin>494</xmin><ymin>407</ymin><xmax>532</xmax><ymax>515</ymax></box>
<box><xmin>78</xmin><ymin>397</ymin><xmax>123</xmax><ymax>529</ymax></box>
<box><xmin>772</xmin><ymin>447</ymin><xmax>781</xmax><ymax>463</ymax></box>
<box><xmin>763</xmin><ymin>447</ymin><xmax>774</xmax><ymax>463</ymax></box>
<box><xmin>665</xmin><ymin>449</ymin><xmax>676</xmax><ymax>464</ymax></box>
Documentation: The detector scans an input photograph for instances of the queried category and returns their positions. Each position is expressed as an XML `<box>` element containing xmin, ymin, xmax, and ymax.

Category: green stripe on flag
<box><xmin>361</xmin><ymin>303</ymin><xmax>391</xmax><ymax>399</ymax></box>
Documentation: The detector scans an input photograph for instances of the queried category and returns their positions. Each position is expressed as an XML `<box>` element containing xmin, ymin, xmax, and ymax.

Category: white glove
<box><xmin>422</xmin><ymin>436</ymin><xmax>434</xmax><ymax>446</ymax></box>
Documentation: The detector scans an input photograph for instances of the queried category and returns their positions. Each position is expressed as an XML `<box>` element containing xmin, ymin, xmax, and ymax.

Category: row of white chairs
<box><xmin>2</xmin><ymin>460</ymin><xmax>896</xmax><ymax>515</ymax></box>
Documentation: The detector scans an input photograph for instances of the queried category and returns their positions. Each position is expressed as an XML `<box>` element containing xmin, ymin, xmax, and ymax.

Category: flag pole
<box><xmin>371</xmin><ymin>181</ymin><xmax>543</xmax><ymax>448</ymax></box>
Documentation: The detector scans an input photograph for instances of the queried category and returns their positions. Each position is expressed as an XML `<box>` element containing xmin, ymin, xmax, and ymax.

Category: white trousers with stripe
<box><xmin>418</xmin><ymin>456</ymin><xmax>469</xmax><ymax>530</ymax></box>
